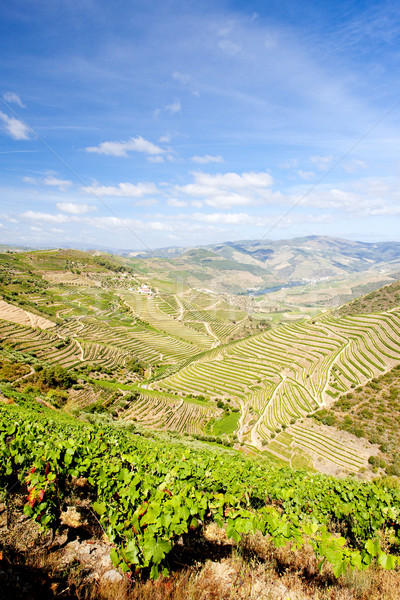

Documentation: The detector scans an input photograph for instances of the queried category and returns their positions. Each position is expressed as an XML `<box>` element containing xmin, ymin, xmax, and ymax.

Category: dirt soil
<box><xmin>0</xmin><ymin>300</ymin><xmax>56</xmax><ymax>330</ymax></box>
<box><xmin>0</xmin><ymin>493</ymin><xmax>118</xmax><ymax>600</ymax></box>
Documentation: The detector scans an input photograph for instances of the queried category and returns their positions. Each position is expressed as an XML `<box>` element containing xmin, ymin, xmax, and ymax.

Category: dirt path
<box><xmin>11</xmin><ymin>365</ymin><xmax>35</xmax><ymax>386</ymax></box>
<box><xmin>250</xmin><ymin>376</ymin><xmax>286</xmax><ymax>448</ymax></box>
<box><xmin>174</xmin><ymin>295</ymin><xmax>185</xmax><ymax>321</ymax></box>
<box><xmin>321</xmin><ymin>339</ymin><xmax>350</xmax><ymax>407</ymax></box>
<box><xmin>56</xmin><ymin>307</ymin><xmax>74</xmax><ymax>319</ymax></box>
<box><xmin>74</xmin><ymin>338</ymin><xmax>85</xmax><ymax>361</ymax></box>
<box><xmin>204</xmin><ymin>322</ymin><xmax>220</xmax><ymax>348</ymax></box>
<box><xmin>236</xmin><ymin>398</ymin><xmax>247</xmax><ymax>442</ymax></box>
<box><xmin>233</xmin><ymin>315</ymin><xmax>248</xmax><ymax>326</ymax></box>
<box><xmin>205</xmin><ymin>299</ymin><xmax>222</xmax><ymax>312</ymax></box>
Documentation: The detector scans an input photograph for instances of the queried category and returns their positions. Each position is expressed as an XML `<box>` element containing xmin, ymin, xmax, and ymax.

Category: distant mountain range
<box><xmin>126</xmin><ymin>236</ymin><xmax>400</xmax><ymax>294</ymax></box>
<box><xmin>5</xmin><ymin>236</ymin><xmax>400</xmax><ymax>297</ymax></box>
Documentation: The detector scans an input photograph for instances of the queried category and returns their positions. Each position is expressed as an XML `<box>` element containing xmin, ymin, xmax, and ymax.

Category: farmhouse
<box><xmin>138</xmin><ymin>284</ymin><xmax>152</xmax><ymax>295</ymax></box>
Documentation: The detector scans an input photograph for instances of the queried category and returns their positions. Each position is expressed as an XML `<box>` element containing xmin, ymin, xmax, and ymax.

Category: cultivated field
<box><xmin>157</xmin><ymin>309</ymin><xmax>400</xmax><ymax>472</ymax></box>
<box><xmin>2</xmin><ymin>247</ymin><xmax>400</xmax><ymax>475</ymax></box>
<box><xmin>0</xmin><ymin>299</ymin><xmax>56</xmax><ymax>330</ymax></box>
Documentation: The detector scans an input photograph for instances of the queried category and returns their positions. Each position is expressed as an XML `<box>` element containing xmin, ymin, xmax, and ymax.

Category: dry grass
<box><xmin>1</xmin><ymin>499</ymin><xmax>400</xmax><ymax>600</ymax></box>
<box><xmin>101</xmin><ymin>553</ymin><xmax>400</xmax><ymax>600</ymax></box>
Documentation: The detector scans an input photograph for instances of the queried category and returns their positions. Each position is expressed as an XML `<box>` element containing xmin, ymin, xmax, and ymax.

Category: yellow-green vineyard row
<box><xmin>157</xmin><ymin>310</ymin><xmax>400</xmax><ymax>462</ymax></box>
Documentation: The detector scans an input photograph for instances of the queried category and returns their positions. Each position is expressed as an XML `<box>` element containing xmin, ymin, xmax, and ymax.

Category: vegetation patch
<box><xmin>211</xmin><ymin>411</ymin><xmax>240</xmax><ymax>436</ymax></box>
<box><xmin>314</xmin><ymin>364</ymin><xmax>400</xmax><ymax>476</ymax></box>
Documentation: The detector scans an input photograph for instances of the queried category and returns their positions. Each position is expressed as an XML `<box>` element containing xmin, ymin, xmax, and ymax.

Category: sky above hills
<box><xmin>1</xmin><ymin>0</ymin><xmax>400</xmax><ymax>250</ymax></box>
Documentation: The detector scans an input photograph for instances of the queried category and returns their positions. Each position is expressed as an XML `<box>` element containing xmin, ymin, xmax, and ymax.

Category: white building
<box><xmin>138</xmin><ymin>284</ymin><xmax>152</xmax><ymax>294</ymax></box>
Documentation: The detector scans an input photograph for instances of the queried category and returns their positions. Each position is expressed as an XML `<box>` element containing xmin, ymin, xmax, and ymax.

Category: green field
<box><xmin>1</xmin><ymin>248</ymin><xmax>400</xmax><ymax>477</ymax></box>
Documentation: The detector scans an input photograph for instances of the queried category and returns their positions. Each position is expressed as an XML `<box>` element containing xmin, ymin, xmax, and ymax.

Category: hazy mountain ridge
<box><xmin>132</xmin><ymin>236</ymin><xmax>400</xmax><ymax>282</ymax></box>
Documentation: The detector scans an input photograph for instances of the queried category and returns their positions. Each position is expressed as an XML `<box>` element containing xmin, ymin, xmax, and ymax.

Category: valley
<box><xmin>1</xmin><ymin>237</ymin><xmax>400</xmax><ymax>479</ymax></box>
<box><xmin>3</xmin><ymin>237</ymin><xmax>400</xmax><ymax>592</ymax></box>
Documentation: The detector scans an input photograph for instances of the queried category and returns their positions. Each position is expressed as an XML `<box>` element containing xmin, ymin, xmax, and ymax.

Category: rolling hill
<box><xmin>1</xmin><ymin>241</ymin><xmax>400</xmax><ymax>480</ymax></box>
<box><xmin>3</xmin><ymin>241</ymin><xmax>400</xmax><ymax>595</ymax></box>
<box><xmin>129</xmin><ymin>235</ymin><xmax>400</xmax><ymax>293</ymax></box>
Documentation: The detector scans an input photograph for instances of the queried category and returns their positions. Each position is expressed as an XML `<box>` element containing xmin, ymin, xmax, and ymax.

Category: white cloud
<box><xmin>86</xmin><ymin>136</ymin><xmax>164</xmax><ymax>158</ymax></box>
<box><xmin>278</xmin><ymin>158</ymin><xmax>298</xmax><ymax>169</ymax></box>
<box><xmin>188</xmin><ymin>210</ymin><xmax>335</xmax><ymax>229</ymax></box>
<box><xmin>191</xmin><ymin>200</ymin><xmax>203</xmax><ymax>208</ymax></box>
<box><xmin>147</xmin><ymin>221</ymin><xmax>172</xmax><ymax>231</ymax></box>
<box><xmin>172</xmin><ymin>71</ymin><xmax>190</xmax><ymax>84</ymax></box>
<box><xmin>20</xmin><ymin>210</ymin><xmax>173</xmax><ymax>232</ymax></box>
<box><xmin>166</xmin><ymin>99</ymin><xmax>181</xmax><ymax>114</ymax></box>
<box><xmin>0</xmin><ymin>111</ymin><xmax>30</xmax><ymax>140</ymax></box>
<box><xmin>297</xmin><ymin>170</ymin><xmax>315</xmax><ymax>180</ymax></box>
<box><xmin>167</xmin><ymin>198</ymin><xmax>188</xmax><ymax>207</ymax></box>
<box><xmin>218</xmin><ymin>22</ymin><xmax>234</xmax><ymax>36</ymax></box>
<box><xmin>343</xmin><ymin>159</ymin><xmax>368</xmax><ymax>173</ymax></box>
<box><xmin>22</xmin><ymin>174</ymin><xmax>72</xmax><ymax>190</ymax></box>
<box><xmin>207</xmin><ymin>193</ymin><xmax>263</xmax><ymax>209</ymax></box>
<box><xmin>288</xmin><ymin>178</ymin><xmax>400</xmax><ymax>216</ymax></box>
<box><xmin>310</xmin><ymin>155</ymin><xmax>334</xmax><ymax>170</ymax></box>
<box><xmin>56</xmin><ymin>202</ymin><xmax>97</xmax><ymax>215</ymax></box>
<box><xmin>191</xmin><ymin>155</ymin><xmax>224</xmax><ymax>164</ymax></box>
<box><xmin>44</xmin><ymin>176</ymin><xmax>73</xmax><ymax>190</ymax></box>
<box><xmin>134</xmin><ymin>198</ymin><xmax>159</xmax><ymax>207</ymax></box>
<box><xmin>3</xmin><ymin>92</ymin><xmax>25</xmax><ymax>108</ymax></box>
<box><xmin>1</xmin><ymin>215</ymin><xmax>18</xmax><ymax>223</ymax></box>
<box><xmin>176</xmin><ymin>170</ymin><xmax>276</xmax><ymax>209</ymax></box>
<box><xmin>89</xmin><ymin>216</ymin><xmax>173</xmax><ymax>232</ymax></box>
<box><xmin>82</xmin><ymin>181</ymin><xmax>158</xmax><ymax>197</ymax></box>
<box><xmin>179</xmin><ymin>170</ymin><xmax>273</xmax><ymax>194</ymax></box>
<box><xmin>219</xmin><ymin>39</ymin><xmax>242</xmax><ymax>56</ymax></box>
<box><xmin>147</xmin><ymin>155</ymin><xmax>165</xmax><ymax>163</ymax></box>
<box><xmin>366</xmin><ymin>205</ymin><xmax>400</xmax><ymax>216</ymax></box>
<box><xmin>154</xmin><ymin>99</ymin><xmax>181</xmax><ymax>119</ymax></box>
<box><xmin>22</xmin><ymin>176</ymin><xmax>38</xmax><ymax>184</ymax></box>
<box><xmin>159</xmin><ymin>135</ymin><xmax>171</xmax><ymax>143</ymax></box>
<box><xmin>264</xmin><ymin>33</ymin><xmax>278</xmax><ymax>49</ymax></box>
<box><xmin>22</xmin><ymin>211</ymin><xmax>72</xmax><ymax>224</ymax></box>
<box><xmin>191</xmin><ymin>212</ymin><xmax>271</xmax><ymax>227</ymax></box>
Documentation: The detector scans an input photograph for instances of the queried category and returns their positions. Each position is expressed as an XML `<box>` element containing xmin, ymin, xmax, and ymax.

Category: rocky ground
<box><xmin>2</xmin><ymin>492</ymin><xmax>400</xmax><ymax>600</ymax></box>
<box><xmin>0</xmin><ymin>492</ymin><xmax>122</xmax><ymax>600</ymax></box>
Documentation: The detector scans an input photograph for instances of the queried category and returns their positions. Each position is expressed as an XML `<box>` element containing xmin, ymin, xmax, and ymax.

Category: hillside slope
<box><xmin>337</xmin><ymin>279</ymin><xmax>400</xmax><ymax>316</ymax></box>
<box><xmin>131</xmin><ymin>235</ymin><xmax>400</xmax><ymax>292</ymax></box>
<box><xmin>2</xmin><ymin>400</ymin><xmax>400</xmax><ymax>598</ymax></box>
<box><xmin>2</xmin><ymin>246</ymin><xmax>400</xmax><ymax>479</ymax></box>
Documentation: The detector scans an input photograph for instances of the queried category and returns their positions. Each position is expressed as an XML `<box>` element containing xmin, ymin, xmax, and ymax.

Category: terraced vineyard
<box><xmin>157</xmin><ymin>309</ymin><xmax>400</xmax><ymax>472</ymax></box>
<box><xmin>121</xmin><ymin>388</ymin><xmax>216</xmax><ymax>434</ymax></box>
<box><xmin>119</xmin><ymin>290</ymin><xmax>249</xmax><ymax>347</ymax></box>
<box><xmin>2</xmin><ymin>248</ymin><xmax>400</xmax><ymax>476</ymax></box>
<box><xmin>60</xmin><ymin>316</ymin><xmax>199</xmax><ymax>364</ymax></box>
<box><xmin>313</xmin><ymin>362</ymin><xmax>400</xmax><ymax>476</ymax></box>
<box><xmin>0</xmin><ymin>320</ymin><xmax>86</xmax><ymax>369</ymax></box>
<box><xmin>0</xmin><ymin>249</ymin><xmax>249</xmax><ymax>438</ymax></box>
<box><xmin>266</xmin><ymin>420</ymin><xmax>376</xmax><ymax>474</ymax></box>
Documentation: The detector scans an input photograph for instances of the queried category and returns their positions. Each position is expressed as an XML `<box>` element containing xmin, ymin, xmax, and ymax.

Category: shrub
<box><xmin>354</xmin><ymin>428</ymin><xmax>365</xmax><ymax>438</ymax></box>
<box><xmin>47</xmin><ymin>389</ymin><xmax>68</xmax><ymax>409</ymax></box>
<box><xmin>387</xmin><ymin>463</ymin><xmax>400</xmax><ymax>477</ymax></box>
<box><xmin>322</xmin><ymin>414</ymin><xmax>337</xmax><ymax>426</ymax></box>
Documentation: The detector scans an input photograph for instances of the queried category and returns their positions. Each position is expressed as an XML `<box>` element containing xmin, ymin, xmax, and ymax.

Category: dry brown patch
<box><xmin>0</xmin><ymin>299</ymin><xmax>55</xmax><ymax>329</ymax></box>
<box><xmin>2</xmin><ymin>496</ymin><xmax>400</xmax><ymax>600</ymax></box>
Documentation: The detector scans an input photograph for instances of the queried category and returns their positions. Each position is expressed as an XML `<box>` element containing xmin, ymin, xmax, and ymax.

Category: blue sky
<box><xmin>1</xmin><ymin>0</ymin><xmax>400</xmax><ymax>250</ymax></box>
